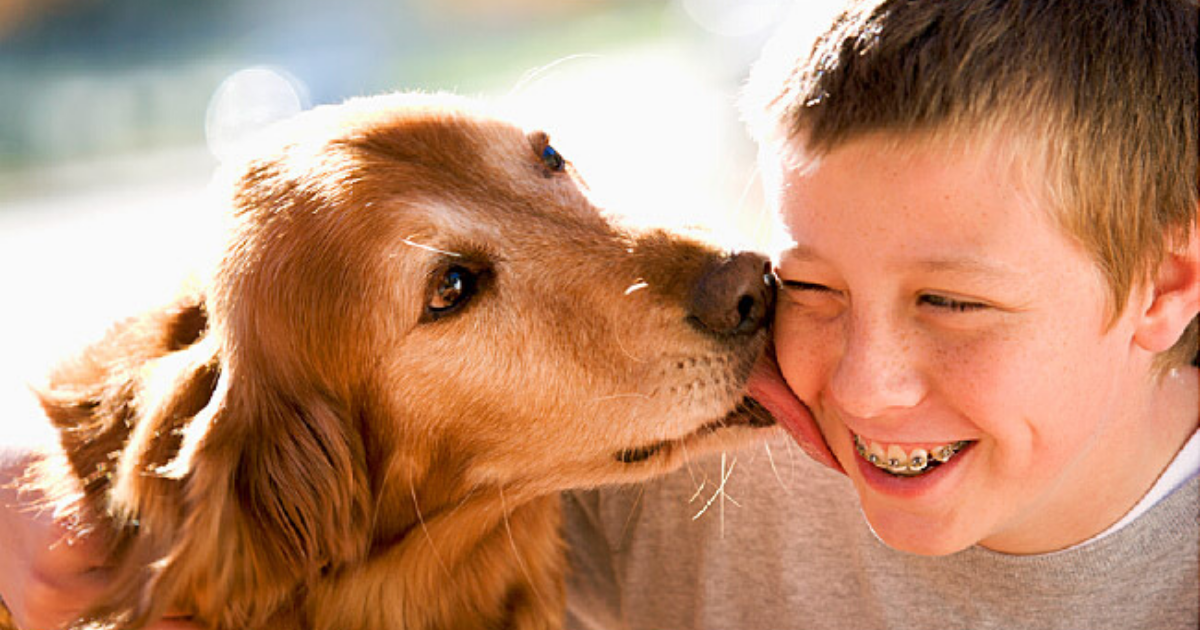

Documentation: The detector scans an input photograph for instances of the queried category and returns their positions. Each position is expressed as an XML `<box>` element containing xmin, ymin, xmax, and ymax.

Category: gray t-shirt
<box><xmin>563</xmin><ymin>434</ymin><xmax>1199</xmax><ymax>630</ymax></box>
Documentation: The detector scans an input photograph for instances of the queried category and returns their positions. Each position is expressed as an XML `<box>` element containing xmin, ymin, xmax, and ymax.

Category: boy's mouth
<box><xmin>853</xmin><ymin>433</ymin><xmax>974</xmax><ymax>477</ymax></box>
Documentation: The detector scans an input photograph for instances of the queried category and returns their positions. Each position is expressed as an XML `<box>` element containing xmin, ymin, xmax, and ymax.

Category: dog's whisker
<box><xmin>718</xmin><ymin>453</ymin><xmax>743</xmax><ymax>538</ymax></box>
<box><xmin>371</xmin><ymin>466</ymin><xmax>393</xmax><ymax>537</ymax></box>
<box><xmin>733</xmin><ymin>162</ymin><xmax>761</xmax><ymax>221</ymax></box>
<box><xmin>498</xmin><ymin>485</ymin><xmax>548</xmax><ymax>612</ymax></box>
<box><xmin>613</xmin><ymin>328</ymin><xmax>648</xmax><ymax>364</ymax></box>
<box><xmin>783</xmin><ymin>433</ymin><xmax>801</xmax><ymax>481</ymax></box>
<box><xmin>681</xmin><ymin>435</ymin><xmax>714</xmax><ymax>492</ymax></box>
<box><xmin>691</xmin><ymin>452</ymin><xmax>739</xmax><ymax>539</ymax></box>
<box><xmin>623</xmin><ymin>280</ymin><xmax>649</xmax><ymax>296</ymax></box>
<box><xmin>590</xmin><ymin>392</ymin><xmax>651</xmax><ymax>403</ymax></box>
<box><xmin>679</xmin><ymin>434</ymin><xmax>710</xmax><ymax>505</ymax></box>
<box><xmin>506</xmin><ymin>53</ymin><xmax>603</xmax><ymax>98</ymax></box>
<box><xmin>734</xmin><ymin>162</ymin><xmax>779</xmax><ymax>253</ymax></box>
<box><xmin>409</xmin><ymin>475</ymin><xmax>452</xmax><ymax>580</ymax></box>
<box><xmin>736</xmin><ymin>162</ymin><xmax>759</xmax><ymax>213</ymax></box>
<box><xmin>678</xmin><ymin>436</ymin><xmax>699</xmax><ymax>482</ymax></box>
<box><xmin>399</xmin><ymin>236</ymin><xmax>461</xmax><ymax>258</ymax></box>
<box><xmin>615</xmin><ymin>484</ymin><xmax>646</xmax><ymax>553</ymax></box>
<box><xmin>762</xmin><ymin>440</ymin><xmax>792</xmax><ymax>495</ymax></box>
<box><xmin>451</xmin><ymin>483</ymin><xmax>482</xmax><ymax>514</ymax></box>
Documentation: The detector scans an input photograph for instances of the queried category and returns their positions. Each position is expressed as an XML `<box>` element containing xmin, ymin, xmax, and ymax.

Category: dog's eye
<box><xmin>540</xmin><ymin>145</ymin><xmax>565</xmax><ymax>172</ymax></box>
<box><xmin>426</xmin><ymin>265</ymin><xmax>478</xmax><ymax>319</ymax></box>
<box><xmin>528</xmin><ymin>130</ymin><xmax>566</xmax><ymax>173</ymax></box>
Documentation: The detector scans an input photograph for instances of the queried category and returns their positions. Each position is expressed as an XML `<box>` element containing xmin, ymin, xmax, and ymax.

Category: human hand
<box><xmin>747</xmin><ymin>342</ymin><xmax>843</xmax><ymax>473</ymax></box>
<box><xmin>0</xmin><ymin>447</ymin><xmax>201</xmax><ymax>630</ymax></box>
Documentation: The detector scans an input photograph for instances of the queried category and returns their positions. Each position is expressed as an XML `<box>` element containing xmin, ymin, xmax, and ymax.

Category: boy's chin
<box><xmin>858</xmin><ymin>500</ymin><xmax>982</xmax><ymax>557</ymax></box>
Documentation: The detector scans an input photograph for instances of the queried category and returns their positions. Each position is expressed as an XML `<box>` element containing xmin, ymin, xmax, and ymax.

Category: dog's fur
<box><xmin>6</xmin><ymin>93</ymin><xmax>777</xmax><ymax>629</ymax></box>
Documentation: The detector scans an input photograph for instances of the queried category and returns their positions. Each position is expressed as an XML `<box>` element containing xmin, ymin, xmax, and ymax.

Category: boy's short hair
<box><xmin>745</xmin><ymin>0</ymin><xmax>1198</xmax><ymax>371</ymax></box>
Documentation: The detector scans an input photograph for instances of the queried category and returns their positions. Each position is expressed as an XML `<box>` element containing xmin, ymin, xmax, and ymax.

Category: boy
<box><xmin>564</xmin><ymin>0</ymin><xmax>1199</xmax><ymax>628</ymax></box>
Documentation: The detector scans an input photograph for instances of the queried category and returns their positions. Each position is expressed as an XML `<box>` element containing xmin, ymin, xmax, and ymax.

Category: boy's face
<box><xmin>771</xmin><ymin>133</ymin><xmax>1164</xmax><ymax>555</ymax></box>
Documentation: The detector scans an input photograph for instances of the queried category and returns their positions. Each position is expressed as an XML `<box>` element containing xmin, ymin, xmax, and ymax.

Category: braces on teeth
<box><xmin>853</xmin><ymin>435</ymin><xmax>971</xmax><ymax>477</ymax></box>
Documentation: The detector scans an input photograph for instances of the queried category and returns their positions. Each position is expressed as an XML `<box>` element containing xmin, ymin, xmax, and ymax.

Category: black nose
<box><xmin>688</xmin><ymin>252</ymin><xmax>775</xmax><ymax>337</ymax></box>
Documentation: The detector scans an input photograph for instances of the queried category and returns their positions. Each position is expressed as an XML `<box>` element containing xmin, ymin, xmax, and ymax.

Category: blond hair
<box><xmin>745</xmin><ymin>0</ymin><xmax>1198</xmax><ymax>371</ymax></box>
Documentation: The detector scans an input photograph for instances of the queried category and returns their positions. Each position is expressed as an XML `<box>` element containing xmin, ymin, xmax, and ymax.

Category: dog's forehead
<box><xmin>223</xmin><ymin>92</ymin><xmax>613</xmax><ymax>258</ymax></box>
<box><xmin>234</xmin><ymin>93</ymin><xmax>526</xmax><ymax>175</ymax></box>
<box><xmin>333</xmin><ymin>96</ymin><xmax>608</xmax><ymax>227</ymax></box>
<box><xmin>392</xmin><ymin>188</ymin><xmax>619</xmax><ymax>264</ymax></box>
<box><xmin>337</xmin><ymin>92</ymin><xmax>530</xmax><ymax>145</ymax></box>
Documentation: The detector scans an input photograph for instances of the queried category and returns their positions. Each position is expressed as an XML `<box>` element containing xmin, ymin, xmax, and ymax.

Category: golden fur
<box><xmin>3</xmin><ymin>92</ymin><xmax>777</xmax><ymax>629</ymax></box>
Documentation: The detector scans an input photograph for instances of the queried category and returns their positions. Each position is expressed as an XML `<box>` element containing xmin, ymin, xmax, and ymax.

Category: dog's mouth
<box><xmin>614</xmin><ymin>396</ymin><xmax>776</xmax><ymax>464</ymax></box>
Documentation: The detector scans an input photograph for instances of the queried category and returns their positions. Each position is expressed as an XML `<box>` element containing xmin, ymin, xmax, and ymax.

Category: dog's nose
<box><xmin>688</xmin><ymin>252</ymin><xmax>775</xmax><ymax>337</ymax></box>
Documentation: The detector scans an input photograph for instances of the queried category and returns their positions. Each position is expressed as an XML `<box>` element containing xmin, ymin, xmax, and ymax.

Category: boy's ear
<box><xmin>1132</xmin><ymin>223</ymin><xmax>1200</xmax><ymax>354</ymax></box>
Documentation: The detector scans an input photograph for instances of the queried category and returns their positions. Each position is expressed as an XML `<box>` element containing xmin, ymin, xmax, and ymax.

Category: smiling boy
<box><xmin>564</xmin><ymin>0</ymin><xmax>1199</xmax><ymax>628</ymax></box>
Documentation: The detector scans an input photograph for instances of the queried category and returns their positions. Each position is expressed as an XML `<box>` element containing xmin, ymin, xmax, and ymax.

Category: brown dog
<box><xmin>4</xmin><ymin>92</ymin><xmax>778</xmax><ymax>629</ymax></box>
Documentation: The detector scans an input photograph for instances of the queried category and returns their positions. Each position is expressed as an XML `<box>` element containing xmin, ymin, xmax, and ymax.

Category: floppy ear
<box><xmin>89</xmin><ymin>365</ymin><xmax>374</xmax><ymax>629</ymax></box>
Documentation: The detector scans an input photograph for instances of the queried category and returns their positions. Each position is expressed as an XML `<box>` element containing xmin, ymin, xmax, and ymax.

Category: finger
<box><xmin>13</xmin><ymin>567</ymin><xmax>111</xmax><ymax>630</ymax></box>
<box><xmin>0</xmin><ymin>451</ymin><xmax>111</xmax><ymax>575</ymax></box>
<box><xmin>40</xmin><ymin>509</ymin><xmax>113</xmax><ymax>576</ymax></box>
<box><xmin>0</xmin><ymin>451</ymin><xmax>114</xmax><ymax>630</ymax></box>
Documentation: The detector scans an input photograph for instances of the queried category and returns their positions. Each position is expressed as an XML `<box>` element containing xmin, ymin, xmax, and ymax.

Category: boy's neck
<box><xmin>1145</xmin><ymin>365</ymin><xmax>1200</xmax><ymax>468</ymax></box>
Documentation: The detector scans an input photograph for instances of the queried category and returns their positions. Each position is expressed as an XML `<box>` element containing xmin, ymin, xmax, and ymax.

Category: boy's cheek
<box><xmin>771</xmin><ymin>305</ymin><xmax>837</xmax><ymax>396</ymax></box>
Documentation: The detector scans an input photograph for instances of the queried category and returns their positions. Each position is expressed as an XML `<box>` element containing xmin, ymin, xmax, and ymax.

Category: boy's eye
<box><xmin>780</xmin><ymin>279</ymin><xmax>836</xmax><ymax>293</ymax></box>
<box><xmin>781</xmin><ymin>277</ymin><xmax>991</xmax><ymax>315</ymax></box>
<box><xmin>779</xmin><ymin>279</ymin><xmax>845</xmax><ymax>317</ymax></box>
<box><xmin>919</xmin><ymin>294</ymin><xmax>989</xmax><ymax>312</ymax></box>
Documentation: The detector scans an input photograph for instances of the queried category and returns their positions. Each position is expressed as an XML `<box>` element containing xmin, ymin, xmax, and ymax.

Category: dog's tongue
<box><xmin>747</xmin><ymin>344</ymin><xmax>844</xmax><ymax>474</ymax></box>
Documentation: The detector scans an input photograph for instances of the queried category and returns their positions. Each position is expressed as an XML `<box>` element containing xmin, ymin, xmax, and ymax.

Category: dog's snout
<box><xmin>688</xmin><ymin>252</ymin><xmax>775</xmax><ymax>337</ymax></box>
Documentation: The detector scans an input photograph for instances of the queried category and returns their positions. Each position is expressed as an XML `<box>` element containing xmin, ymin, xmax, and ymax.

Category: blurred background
<box><xmin>0</xmin><ymin>0</ymin><xmax>828</xmax><ymax>443</ymax></box>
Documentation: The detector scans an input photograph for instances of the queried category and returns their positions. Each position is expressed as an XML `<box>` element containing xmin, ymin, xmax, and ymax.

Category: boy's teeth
<box><xmin>932</xmin><ymin>444</ymin><xmax>957</xmax><ymax>462</ymax></box>
<box><xmin>853</xmin><ymin>435</ymin><xmax>969</xmax><ymax>476</ymax></box>
<box><xmin>867</xmin><ymin>441</ymin><xmax>885</xmax><ymax>465</ymax></box>
<box><xmin>886</xmin><ymin>445</ymin><xmax>906</xmax><ymax>470</ymax></box>
<box><xmin>908</xmin><ymin>448</ymin><xmax>929</xmax><ymax>472</ymax></box>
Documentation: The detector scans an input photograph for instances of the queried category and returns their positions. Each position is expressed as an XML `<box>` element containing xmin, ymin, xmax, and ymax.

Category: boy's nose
<box><xmin>826</xmin><ymin>315</ymin><xmax>926</xmax><ymax>419</ymax></box>
<box><xmin>688</xmin><ymin>252</ymin><xmax>775</xmax><ymax>337</ymax></box>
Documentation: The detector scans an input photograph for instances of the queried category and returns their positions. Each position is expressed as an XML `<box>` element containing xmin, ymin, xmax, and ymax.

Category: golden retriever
<box><xmin>2</xmin><ymin>92</ymin><xmax>777</xmax><ymax>630</ymax></box>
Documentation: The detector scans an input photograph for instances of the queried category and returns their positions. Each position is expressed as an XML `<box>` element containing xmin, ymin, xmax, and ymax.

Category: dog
<box><xmin>1</xmin><ymin>92</ymin><xmax>779</xmax><ymax>629</ymax></box>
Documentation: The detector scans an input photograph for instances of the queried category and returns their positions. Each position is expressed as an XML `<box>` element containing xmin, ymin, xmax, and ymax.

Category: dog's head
<box><xmin>81</xmin><ymin>92</ymin><xmax>778</xmax><ymax>626</ymax></box>
<box><xmin>207</xmin><ymin>92</ymin><xmax>777</xmax><ymax>493</ymax></box>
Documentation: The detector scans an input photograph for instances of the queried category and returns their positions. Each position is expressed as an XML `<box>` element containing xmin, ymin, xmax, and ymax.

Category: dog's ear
<box><xmin>91</xmin><ymin>364</ymin><xmax>373</xmax><ymax>628</ymax></box>
<box><xmin>224</xmin><ymin>376</ymin><xmax>374</xmax><ymax>574</ymax></box>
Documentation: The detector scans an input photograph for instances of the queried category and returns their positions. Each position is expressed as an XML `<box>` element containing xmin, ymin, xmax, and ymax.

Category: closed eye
<box><xmin>781</xmin><ymin>276</ymin><xmax>991</xmax><ymax>314</ymax></box>
<box><xmin>780</xmin><ymin>280</ymin><xmax>837</xmax><ymax>293</ymax></box>
<box><xmin>919</xmin><ymin>294</ymin><xmax>989</xmax><ymax>312</ymax></box>
<box><xmin>778</xmin><ymin>279</ymin><xmax>845</xmax><ymax>318</ymax></box>
<box><xmin>782</xmin><ymin>281</ymin><xmax>989</xmax><ymax>313</ymax></box>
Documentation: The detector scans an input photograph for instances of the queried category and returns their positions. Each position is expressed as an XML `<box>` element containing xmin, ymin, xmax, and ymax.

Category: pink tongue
<box><xmin>747</xmin><ymin>343</ymin><xmax>844</xmax><ymax>474</ymax></box>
